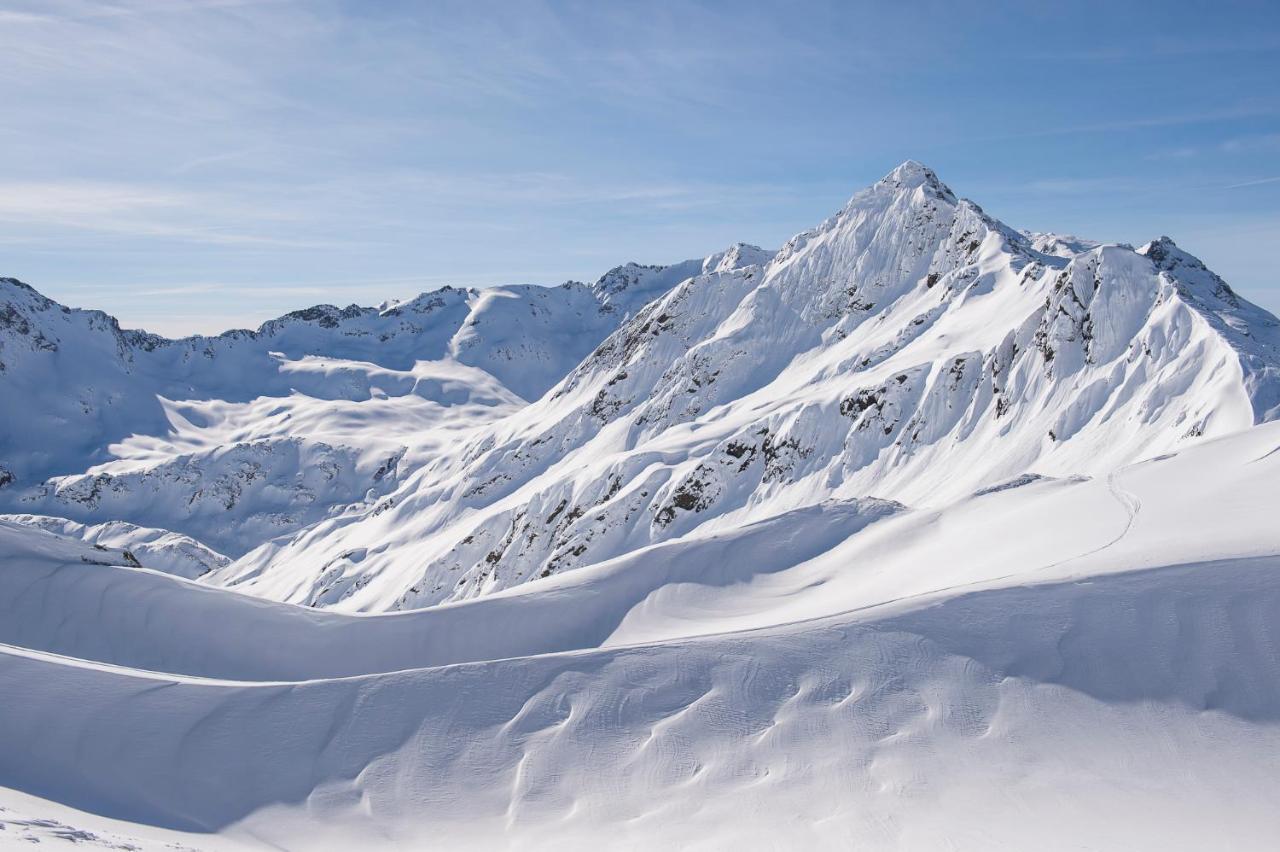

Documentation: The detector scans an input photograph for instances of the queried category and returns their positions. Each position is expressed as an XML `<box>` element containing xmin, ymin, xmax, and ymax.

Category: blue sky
<box><xmin>2</xmin><ymin>0</ymin><xmax>1278</xmax><ymax>336</ymax></box>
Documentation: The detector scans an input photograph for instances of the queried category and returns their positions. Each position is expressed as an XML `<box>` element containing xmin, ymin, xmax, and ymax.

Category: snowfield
<box><xmin>2</xmin><ymin>162</ymin><xmax>1280</xmax><ymax>850</ymax></box>
<box><xmin>2</xmin><ymin>423</ymin><xmax>1280</xmax><ymax>850</ymax></box>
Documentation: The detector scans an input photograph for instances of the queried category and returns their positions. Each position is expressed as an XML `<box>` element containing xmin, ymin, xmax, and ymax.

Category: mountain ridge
<box><xmin>196</xmin><ymin>162</ymin><xmax>1280</xmax><ymax>610</ymax></box>
<box><xmin>3</xmin><ymin>161</ymin><xmax>1278</xmax><ymax>609</ymax></box>
<box><xmin>0</xmin><ymin>245</ymin><xmax>766</xmax><ymax>492</ymax></box>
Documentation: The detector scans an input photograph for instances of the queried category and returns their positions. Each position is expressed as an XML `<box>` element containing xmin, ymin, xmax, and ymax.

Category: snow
<box><xmin>3</xmin><ymin>161</ymin><xmax>1280</xmax><ymax>849</ymax></box>
<box><xmin>0</xmin><ymin>513</ymin><xmax>227</xmax><ymax>579</ymax></box>
<box><xmin>1</xmin><ymin>422</ymin><xmax>1280</xmax><ymax>849</ymax></box>
<box><xmin>0</xmin><ymin>251</ymin><xmax>735</xmax><ymax>557</ymax></box>
<box><xmin>191</xmin><ymin>162</ymin><xmax>1280</xmax><ymax>612</ymax></box>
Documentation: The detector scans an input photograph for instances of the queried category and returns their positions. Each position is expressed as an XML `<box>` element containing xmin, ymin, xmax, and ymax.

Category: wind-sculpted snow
<box><xmin>0</xmin><ymin>500</ymin><xmax>896</xmax><ymax>679</ymax></box>
<box><xmin>212</xmin><ymin>162</ymin><xmax>1280</xmax><ymax>611</ymax></box>
<box><xmin>7</xmin><ymin>561</ymin><xmax>1280</xmax><ymax>850</ymax></box>
<box><xmin>1</xmin><ymin>423</ymin><xmax>1280</xmax><ymax>848</ymax></box>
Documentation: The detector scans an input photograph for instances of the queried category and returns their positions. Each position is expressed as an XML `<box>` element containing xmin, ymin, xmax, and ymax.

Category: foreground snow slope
<box><xmin>3</xmin><ymin>417</ymin><xmax>1278</xmax><ymax>681</ymax></box>
<box><xmin>1</xmin><ymin>421</ymin><xmax>1279</xmax><ymax>849</ymax></box>
<box><xmin>212</xmin><ymin>162</ymin><xmax>1280</xmax><ymax>611</ymax></box>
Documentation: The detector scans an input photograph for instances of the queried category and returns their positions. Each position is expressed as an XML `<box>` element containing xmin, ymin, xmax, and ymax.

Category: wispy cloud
<box><xmin>2</xmin><ymin>0</ymin><xmax>1278</xmax><ymax>330</ymax></box>
<box><xmin>0</xmin><ymin>180</ymin><xmax>338</xmax><ymax>247</ymax></box>
<box><xmin>1024</xmin><ymin>177</ymin><xmax>1145</xmax><ymax>195</ymax></box>
<box><xmin>965</xmin><ymin>106</ymin><xmax>1280</xmax><ymax>146</ymax></box>
<box><xmin>1220</xmin><ymin>133</ymin><xmax>1280</xmax><ymax>154</ymax></box>
<box><xmin>1035</xmin><ymin>32</ymin><xmax>1280</xmax><ymax>63</ymax></box>
<box><xmin>1226</xmin><ymin>176</ymin><xmax>1280</xmax><ymax>189</ymax></box>
<box><xmin>1147</xmin><ymin>132</ymin><xmax>1280</xmax><ymax>161</ymax></box>
<box><xmin>1146</xmin><ymin>146</ymin><xmax>1200</xmax><ymax>161</ymax></box>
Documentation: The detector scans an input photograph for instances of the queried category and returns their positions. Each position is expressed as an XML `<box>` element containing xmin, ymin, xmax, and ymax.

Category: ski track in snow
<box><xmin>1028</xmin><ymin>468</ymin><xmax>1142</xmax><ymax>578</ymax></box>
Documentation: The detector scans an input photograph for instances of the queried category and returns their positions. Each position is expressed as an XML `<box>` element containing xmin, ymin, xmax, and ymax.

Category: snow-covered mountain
<box><xmin>5</xmin><ymin>162</ymin><xmax>1279</xmax><ymax>607</ymax></box>
<box><xmin>4</xmin><ymin>160</ymin><xmax>1280</xmax><ymax>850</ymax></box>
<box><xmin>0</xmin><ymin>250</ymin><xmax>759</xmax><ymax>560</ymax></box>
<box><xmin>190</xmin><ymin>161</ymin><xmax>1279</xmax><ymax>610</ymax></box>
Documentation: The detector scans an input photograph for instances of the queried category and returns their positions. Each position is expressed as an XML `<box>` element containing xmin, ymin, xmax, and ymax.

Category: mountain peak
<box><xmin>1137</xmin><ymin>235</ymin><xmax>1181</xmax><ymax>265</ymax></box>
<box><xmin>1137</xmin><ymin>235</ymin><xmax>1216</xmax><ymax>279</ymax></box>
<box><xmin>701</xmin><ymin>242</ymin><xmax>775</xmax><ymax>275</ymax></box>
<box><xmin>875</xmin><ymin>159</ymin><xmax>956</xmax><ymax>201</ymax></box>
<box><xmin>883</xmin><ymin>158</ymin><xmax>931</xmax><ymax>179</ymax></box>
<box><xmin>1137</xmin><ymin>235</ymin><xmax>1251</xmax><ymax>312</ymax></box>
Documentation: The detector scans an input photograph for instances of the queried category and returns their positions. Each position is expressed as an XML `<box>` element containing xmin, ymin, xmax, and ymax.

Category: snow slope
<box><xmin>0</xmin><ymin>513</ymin><xmax>227</xmax><ymax>579</ymax></box>
<box><xmin>209</xmin><ymin>162</ymin><xmax>1280</xmax><ymax>611</ymax></box>
<box><xmin>1</xmin><ymin>420</ymin><xmax>1279</xmax><ymax>849</ymax></box>
<box><xmin>0</xmin><ymin>250</ymin><xmax>745</xmax><ymax>561</ymax></box>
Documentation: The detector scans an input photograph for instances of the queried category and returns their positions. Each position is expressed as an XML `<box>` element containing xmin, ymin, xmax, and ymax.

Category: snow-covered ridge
<box><xmin>4</xmin><ymin>161</ymin><xmax>1279</xmax><ymax>607</ymax></box>
<box><xmin>1</xmin><ymin>248</ymin><xmax>747</xmax><ymax>559</ymax></box>
<box><xmin>201</xmin><ymin>161</ymin><xmax>1280</xmax><ymax>611</ymax></box>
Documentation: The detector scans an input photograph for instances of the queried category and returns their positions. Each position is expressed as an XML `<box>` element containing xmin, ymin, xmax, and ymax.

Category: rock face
<box><xmin>191</xmin><ymin>161</ymin><xmax>1280</xmax><ymax>611</ymax></box>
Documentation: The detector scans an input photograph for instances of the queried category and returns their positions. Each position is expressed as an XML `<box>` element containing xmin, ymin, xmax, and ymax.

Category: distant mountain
<box><xmin>0</xmin><ymin>246</ymin><xmax>768</xmax><ymax>560</ymax></box>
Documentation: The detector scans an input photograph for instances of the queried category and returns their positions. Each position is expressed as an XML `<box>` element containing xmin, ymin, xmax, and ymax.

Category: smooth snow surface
<box><xmin>3</xmin><ymin>162</ymin><xmax>1280</xmax><ymax>850</ymax></box>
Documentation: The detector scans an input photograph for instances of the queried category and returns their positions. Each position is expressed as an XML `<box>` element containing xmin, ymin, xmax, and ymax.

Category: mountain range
<box><xmin>3</xmin><ymin>161</ymin><xmax>1277</xmax><ymax>607</ymax></box>
<box><xmin>2</xmin><ymin>162</ymin><xmax>1279</xmax><ymax>849</ymax></box>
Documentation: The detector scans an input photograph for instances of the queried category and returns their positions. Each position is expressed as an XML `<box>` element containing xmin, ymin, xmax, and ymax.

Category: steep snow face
<box><xmin>1138</xmin><ymin>236</ymin><xmax>1280</xmax><ymax>421</ymax></box>
<box><xmin>210</xmin><ymin>162</ymin><xmax>1280</xmax><ymax>611</ymax></box>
